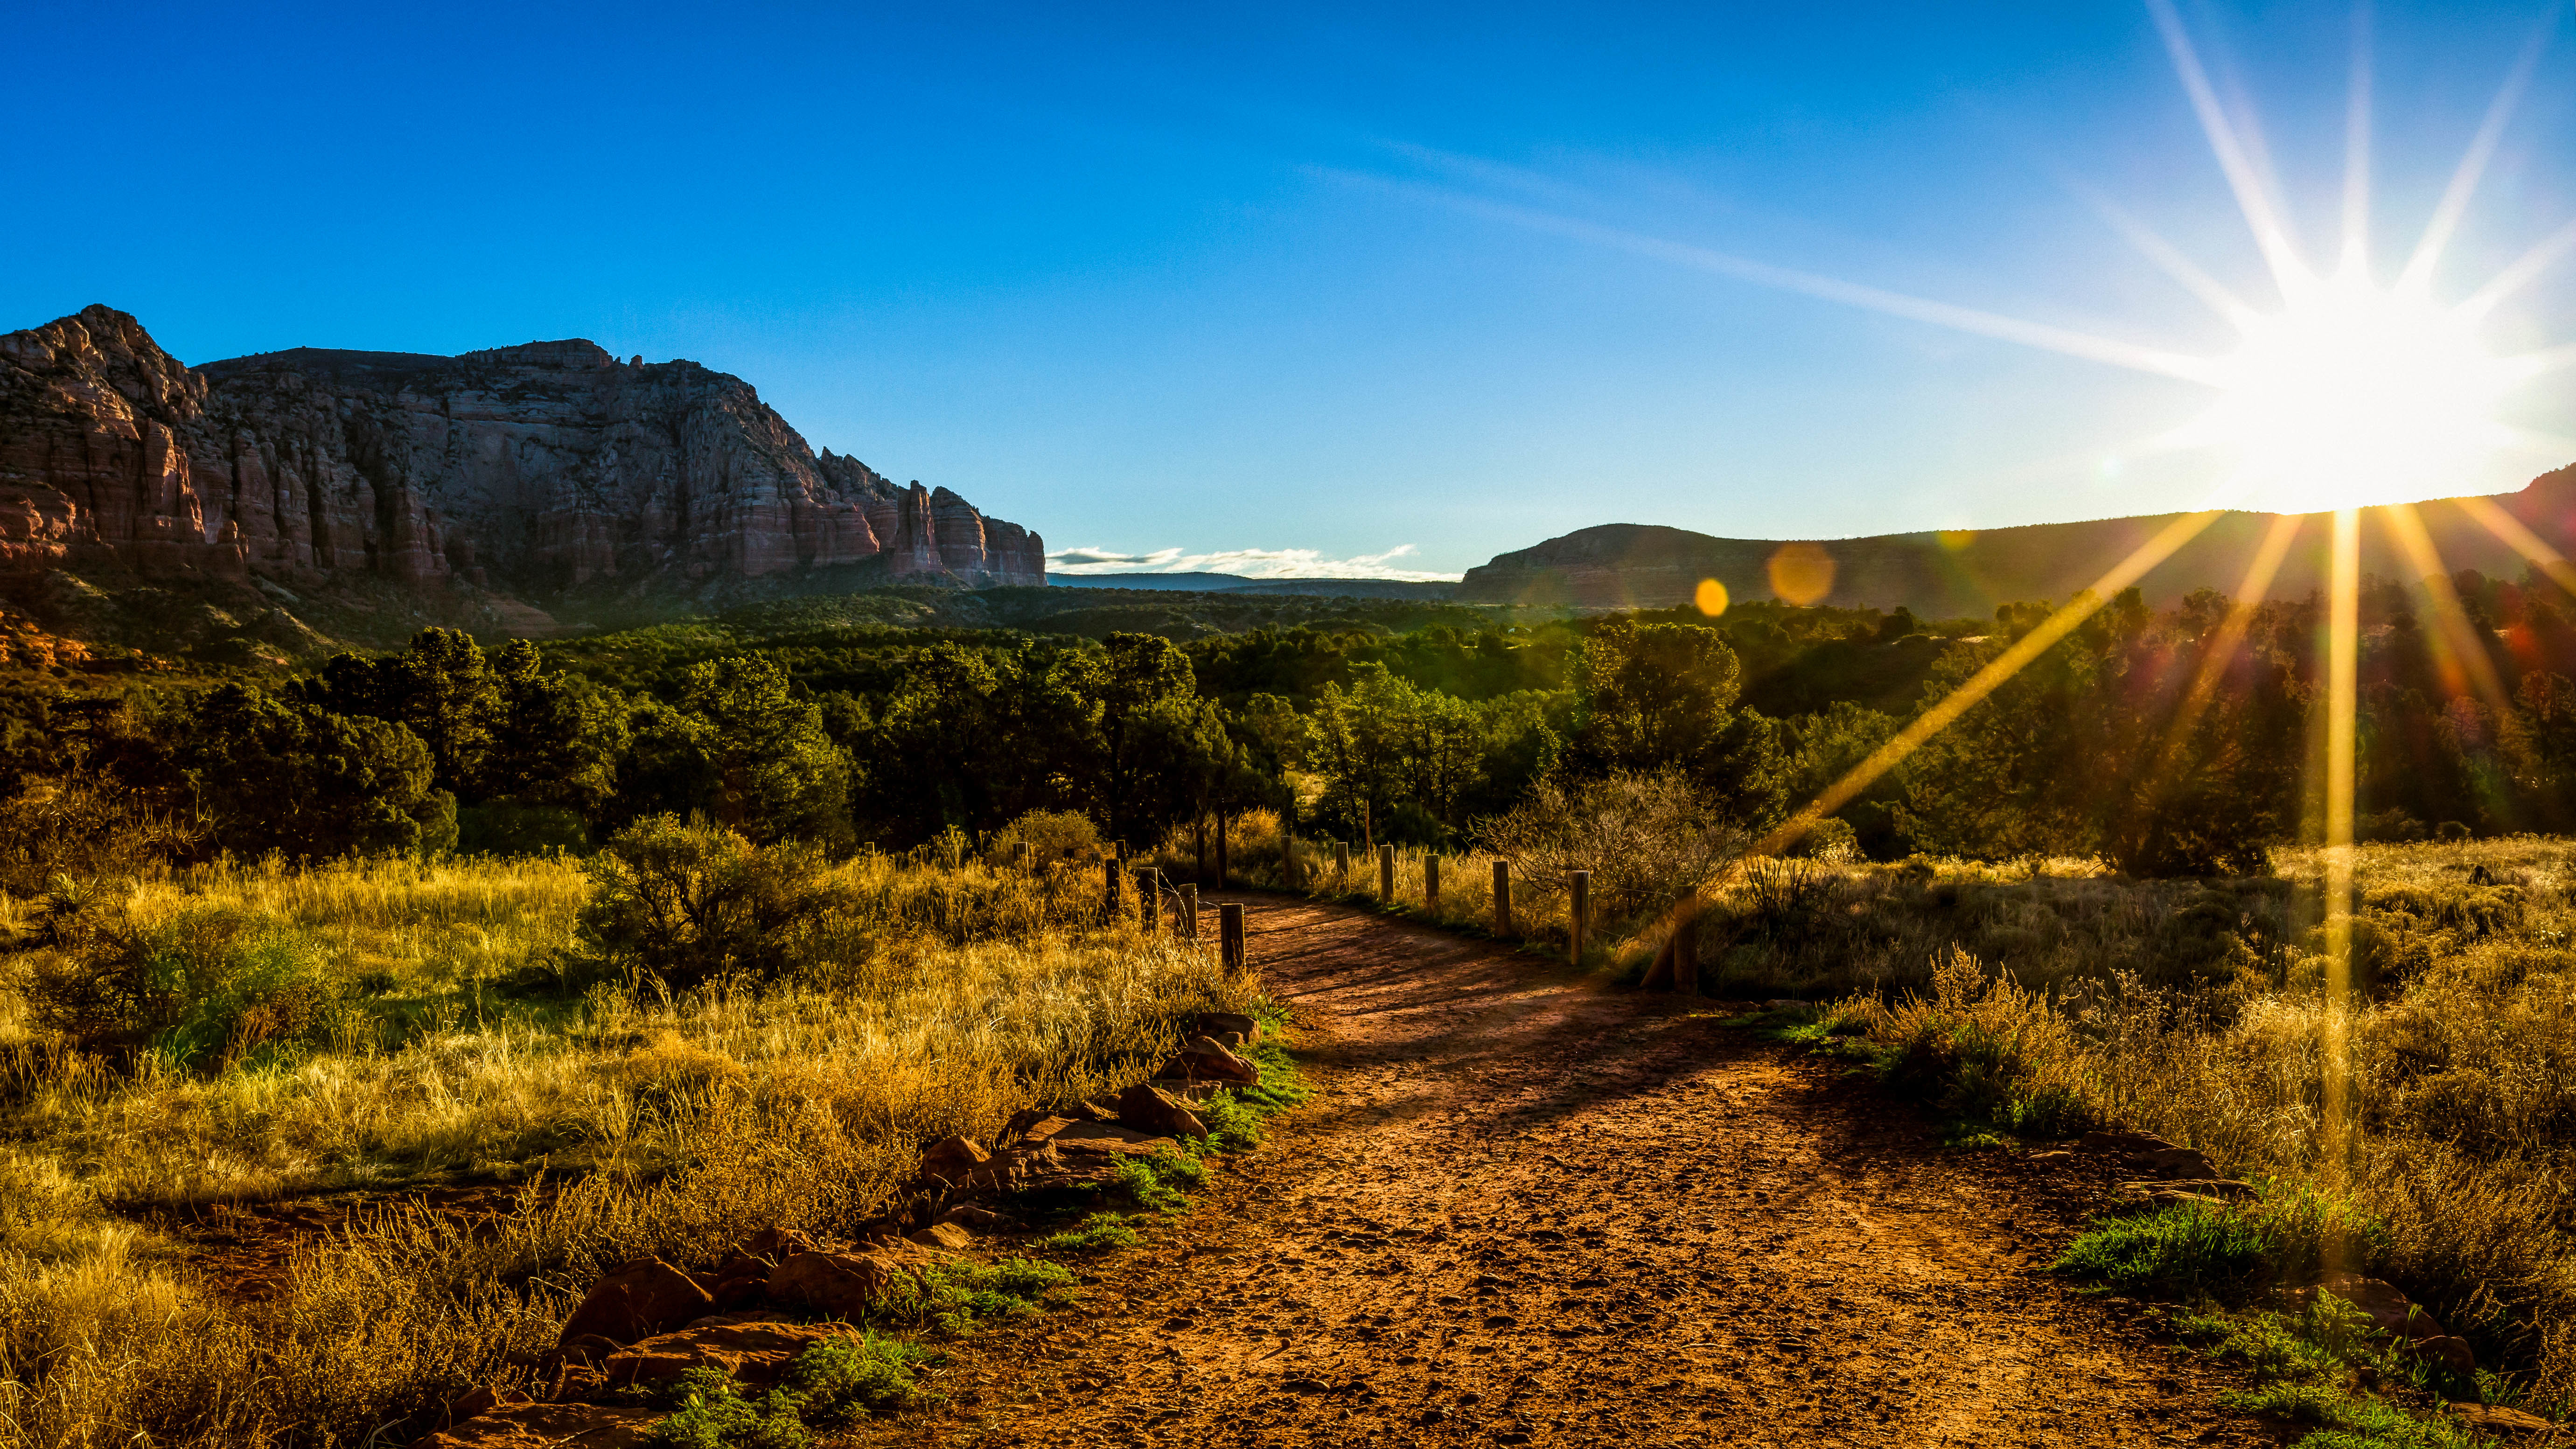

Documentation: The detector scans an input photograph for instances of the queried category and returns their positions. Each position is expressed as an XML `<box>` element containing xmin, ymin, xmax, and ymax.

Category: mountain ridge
<box><xmin>1459</xmin><ymin>469</ymin><xmax>2576</xmax><ymax>616</ymax></box>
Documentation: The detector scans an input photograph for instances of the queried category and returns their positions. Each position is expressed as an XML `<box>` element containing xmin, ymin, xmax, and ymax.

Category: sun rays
<box><xmin>1479</xmin><ymin>4</ymin><xmax>2576</xmax><ymax>1179</ymax></box>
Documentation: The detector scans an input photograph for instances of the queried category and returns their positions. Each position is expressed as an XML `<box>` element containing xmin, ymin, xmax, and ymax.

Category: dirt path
<box><xmin>848</xmin><ymin>896</ymin><xmax>2271</xmax><ymax>1448</ymax></box>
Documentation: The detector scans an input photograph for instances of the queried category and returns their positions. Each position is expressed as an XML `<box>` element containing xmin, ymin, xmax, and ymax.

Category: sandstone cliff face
<box><xmin>0</xmin><ymin>306</ymin><xmax>1044</xmax><ymax>606</ymax></box>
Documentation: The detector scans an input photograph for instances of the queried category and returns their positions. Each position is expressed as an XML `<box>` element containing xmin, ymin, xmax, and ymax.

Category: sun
<box><xmin>2188</xmin><ymin>269</ymin><xmax>2521</xmax><ymax>516</ymax></box>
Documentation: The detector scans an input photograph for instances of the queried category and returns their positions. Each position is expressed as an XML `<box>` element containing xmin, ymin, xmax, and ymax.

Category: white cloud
<box><xmin>1045</xmin><ymin>543</ymin><xmax>1460</xmax><ymax>582</ymax></box>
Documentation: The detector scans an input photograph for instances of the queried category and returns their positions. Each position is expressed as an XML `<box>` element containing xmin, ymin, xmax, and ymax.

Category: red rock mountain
<box><xmin>0</xmin><ymin>306</ymin><xmax>1043</xmax><ymax>608</ymax></box>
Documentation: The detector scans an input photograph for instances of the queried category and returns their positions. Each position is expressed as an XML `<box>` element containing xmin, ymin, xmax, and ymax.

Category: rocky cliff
<box><xmin>0</xmin><ymin>306</ymin><xmax>1044</xmax><ymax>613</ymax></box>
<box><xmin>1461</xmin><ymin>467</ymin><xmax>2576</xmax><ymax>617</ymax></box>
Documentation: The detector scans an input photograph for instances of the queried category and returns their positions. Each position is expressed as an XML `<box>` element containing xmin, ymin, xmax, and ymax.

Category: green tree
<box><xmin>180</xmin><ymin>685</ymin><xmax>451</xmax><ymax>860</ymax></box>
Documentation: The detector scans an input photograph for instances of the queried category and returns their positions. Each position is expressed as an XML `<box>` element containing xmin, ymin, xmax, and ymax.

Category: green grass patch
<box><xmin>1039</xmin><ymin>1212</ymin><xmax>1144</xmax><ymax>1254</ymax></box>
<box><xmin>869</xmin><ymin>1257</ymin><xmax>1078</xmax><ymax>1338</ymax></box>
<box><xmin>2054</xmin><ymin>1200</ymin><xmax>2278</xmax><ymax>1293</ymax></box>
<box><xmin>2221</xmin><ymin>1382</ymin><xmax>2484</xmax><ymax>1449</ymax></box>
<box><xmin>645</xmin><ymin>1332</ymin><xmax>929</xmax><ymax>1448</ymax></box>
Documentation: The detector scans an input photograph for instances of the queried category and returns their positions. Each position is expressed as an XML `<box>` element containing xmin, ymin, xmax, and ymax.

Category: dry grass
<box><xmin>0</xmin><ymin>850</ymin><xmax>1250</xmax><ymax>1449</ymax></box>
<box><xmin>1802</xmin><ymin>838</ymin><xmax>2576</xmax><ymax>1414</ymax></box>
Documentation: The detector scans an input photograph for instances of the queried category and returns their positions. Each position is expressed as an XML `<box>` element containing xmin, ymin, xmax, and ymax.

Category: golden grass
<box><xmin>0</xmin><ymin>850</ymin><xmax>1250</xmax><ymax>1449</ymax></box>
<box><xmin>1813</xmin><ymin>837</ymin><xmax>2576</xmax><ymax>1412</ymax></box>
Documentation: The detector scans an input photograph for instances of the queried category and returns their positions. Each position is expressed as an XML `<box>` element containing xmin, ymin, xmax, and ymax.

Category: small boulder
<box><xmin>1115</xmin><ymin>1082</ymin><xmax>1208</xmax><ymax>1138</ymax></box>
<box><xmin>555</xmin><ymin>1258</ymin><xmax>713</xmax><ymax>1347</ymax></box>
<box><xmin>2305</xmin><ymin>1273</ymin><xmax>2447</xmax><ymax>1341</ymax></box>
<box><xmin>723</xmin><ymin>1226</ymin><xmax>816</xmax><ymax>1268</ymax></box>
<box><xmin>767</xmin><ymin>1250</ymin><xmax>905</xmax><ymax>1321</ymax></box>
<box><xmin>1157</xmin><ymin>1035</ymin><xmax>1260</xmax><ymax>1086</ymax></box>
<box><xmin>1194</xmin><ymin>1011</ymin><xmax>1260</xmax><ymax>1042</ymax></box>
<box><xmin>2415</xmin><ymin>1336</ymin><xmax>2478</xmax><ymax>1378</ymax></box>
<box><xmin>908</xmin><ymin>1221</ymin><xmax>974</xmax><ymax>1251</ymax></box>
<box><xmin>920</xmin><ymin>1135</ymin><xmax>991</xmax><ymax>1184</ymax></box>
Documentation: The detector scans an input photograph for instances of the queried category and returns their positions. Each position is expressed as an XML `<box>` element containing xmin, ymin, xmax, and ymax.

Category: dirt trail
<box><xmin>851</xmin><ymin>896</ymin><xmax>2270</xmax><ymax>1448</ymax></box>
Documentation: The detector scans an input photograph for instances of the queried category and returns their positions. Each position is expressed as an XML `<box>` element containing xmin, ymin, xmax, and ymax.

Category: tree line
<box><xmin>15</xmin><ymin>566</ymin><xmax>2576</xmax><ymax>878</ymax></box>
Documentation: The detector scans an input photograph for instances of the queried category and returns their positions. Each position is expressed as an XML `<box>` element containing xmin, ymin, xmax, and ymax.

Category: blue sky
<box><xmin>7</xmin><ymin>2</ymin><xmax>2574</xmax><ymax>578</ymax></box>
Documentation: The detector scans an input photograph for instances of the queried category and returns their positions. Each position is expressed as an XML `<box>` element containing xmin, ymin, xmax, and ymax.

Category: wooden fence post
<box><xmin>1219</xmin><ymin>903</ymin><xmax>1245</xmax><ymax>974</ymax></box>
<box><xmin>1103</xmin><ymin>857</ymin><xmax>1122</xmax><ymax>920</ymax></box>
<box><xmin>1569</xmin><ymin>870</ymin><xmax>1590</xmax><ymax>966</ymax></box>
<box><xmin>1137</xmin><ymin>869</ymin><xmax>1159</xmax><ymax>933</ymax></box>
<box><xmin>1335</xmin><ymin>840</ymin><xmax>1350</xmax><ymax>880</ymax></box>
<box><xmin>1216</xmin><ymin>812</ymin><xmax>1229</xmax><ymax>890</ymax></box>
<box><xmin>1378</xmin><ymin>844</ymin><xmax>1395</xmax><ymax>903</ymax></box>
<box><xmin>1180</xmin><ymin>884</ymin><xmax>1199</xmax><ymax>940</ymax></box>
<box><xmin>1425</xmin><ymin>854</ymin><xmax>1440</xmax><ymax>913</ymax></box>
<box><xmin>1493</xmin><ymin>859</ymin><xmax>1511</xmax><ymax>934</ymax></box>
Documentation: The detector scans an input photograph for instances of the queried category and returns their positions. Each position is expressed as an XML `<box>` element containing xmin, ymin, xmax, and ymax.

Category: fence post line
<box><xmin>1335</xmin><ymin>839</ymin><xmax>1350</xmax><ymax>881</ymax></box>
<box><xmin>1137</xmin><ymin>868</ymin><xmax>1160</xmax><ymax>933</ymax></box>
<box><xmin>1493</xmin><ymin>859</ymin><xmax>1511</xmax><ymax>934</ymax></box>
<box><xmin>1180</xmin><ymin>883</ymin><xmax>1199</xmax><ymax>940</ymax></box>
<box><xmin>1425</xmin><ymin>854</ymin><xmax>1440</xmax><ymax>913</ymax></box>
<box><xmin>1219</xmin><ymin>902</ymin><xmax>1246</xmax><ymax>974</ymax></box>
<box><xmin>1378</xmin><ymin>843</ymin><xmax>1395</xmax><ymax>904</ymax></box>
<box><xmin>1569</xmin><ymin>870</ymin><xmax>1591</xmax><ymax>967</ymax></box>
<box><xmin>1216</xmin><ymin>812</ymin><xmax>1230</xmax><ymax>890</ymax></box>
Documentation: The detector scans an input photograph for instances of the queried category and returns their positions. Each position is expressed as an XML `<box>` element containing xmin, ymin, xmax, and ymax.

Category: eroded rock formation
<box><xmin>0</xmin><ymin>306</ymin><xmax>1044</xmax><ymax>604</ymax></box>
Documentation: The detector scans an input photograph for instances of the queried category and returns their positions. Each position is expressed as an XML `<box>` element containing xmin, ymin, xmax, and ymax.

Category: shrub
<box><xmin>25</xmin><ymin>908</ymin><xmax>333</xmax><ymax>1071</ymax></box>
<box><xmin>1479</xmin><ymin>768</ymin><xmax>1743</xmax><ymax>924</ymax></box>
<box><xmin>575</xmin><ymin>816</ymin><xmax>838</xmax><ymax>993</ymax></box>
<box><xmin>988</xmin><ymin>809</ymin><xmax>1102</xmax><ymax>867</ymax></box>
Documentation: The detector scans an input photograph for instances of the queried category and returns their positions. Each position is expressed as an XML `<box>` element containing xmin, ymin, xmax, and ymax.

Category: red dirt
<box><xmin>843</xmin><ymin>895</ymin><xmax>2280</xmax><ymax>1448</ymax></box>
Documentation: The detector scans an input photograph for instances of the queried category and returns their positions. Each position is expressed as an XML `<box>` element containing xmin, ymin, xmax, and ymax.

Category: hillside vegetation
<box><xmin>5</xmin><ymin>568</ymin><xmax>2576</xmax><ymax>1441</ymax></box>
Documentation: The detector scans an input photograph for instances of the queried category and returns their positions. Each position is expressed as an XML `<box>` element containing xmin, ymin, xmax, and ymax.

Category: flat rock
<box><xmin>908</xmin><ymin>1221</ymin><xmax>974</xmax><ymax>1251</ymax></box>
<box><xmin>1017</xmin><ymin>1117</ymin><xmax>1177</xmax><ymax>1156</ymax></box>
<box><xmin>598</xmin><ymin>1316</ymin><xmax>863</xmax><ymax>1389</ymax></box>
<box><xmin>2450</xmin><ymin>1403</ymin><xmax>2556</xmax><ymax>1434</ymax></box>
<box><xmin>418</xmin><ymin>1403</ymin><xmax>664</xmax><ymax>1449</ymax></box>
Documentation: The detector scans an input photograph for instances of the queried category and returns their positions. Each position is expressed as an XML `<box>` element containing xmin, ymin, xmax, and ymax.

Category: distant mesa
<box><xmin>1459</xmin><ymin>472</ymin><xmax>2576</xmax><ymax>617</ymax></box>
<box><xmin>0</xmin><ymin>304</ymin><xmax>1043</xmax><ymax>620</ymax></box>
<box><xmin>1051</xmin><ymin>572</ymin><xmax>1456</xmax><ymax>601</ymax></box>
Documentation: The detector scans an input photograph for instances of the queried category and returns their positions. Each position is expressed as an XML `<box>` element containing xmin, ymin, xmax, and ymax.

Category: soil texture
<box><xmin>845</xmin><ymin>894</ymin><xmax>2276</xmax><ymax>1448</ymax></box>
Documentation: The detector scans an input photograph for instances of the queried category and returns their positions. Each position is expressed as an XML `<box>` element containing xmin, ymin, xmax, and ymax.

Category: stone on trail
<box><xmin>1116</xmin><ymin>1081</ymin><xmax>1209</xmax><ymax>1138</ymax></box>
<box><xmin>1156</xmin><ymin>1035</ymin><xmax>1260</xmax><ymax>1086</ymax></box>
<box><xmin>908</xmin><ymin>1221</ymin><xmax>974</xmax><ymax>1250</ymax></box>
<box><xmin>939</xmin><ymin>1203</ymin><xmax>1011</xmax><ymax>1229</ymax></box>
<box><xmin>767</xmin><ymin>1249</ymin><xmax>907</xmax><ymax>1320</ymax></box>
<box><xmin>418</xmin><ymin>1402</ymin><xmax>665</xmax><ymax>1449</ymax></box>
<box><xmin>554</xmin><ymin>1257</ymin><xmax>714</xmax><ymax>1347</ymax></box>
